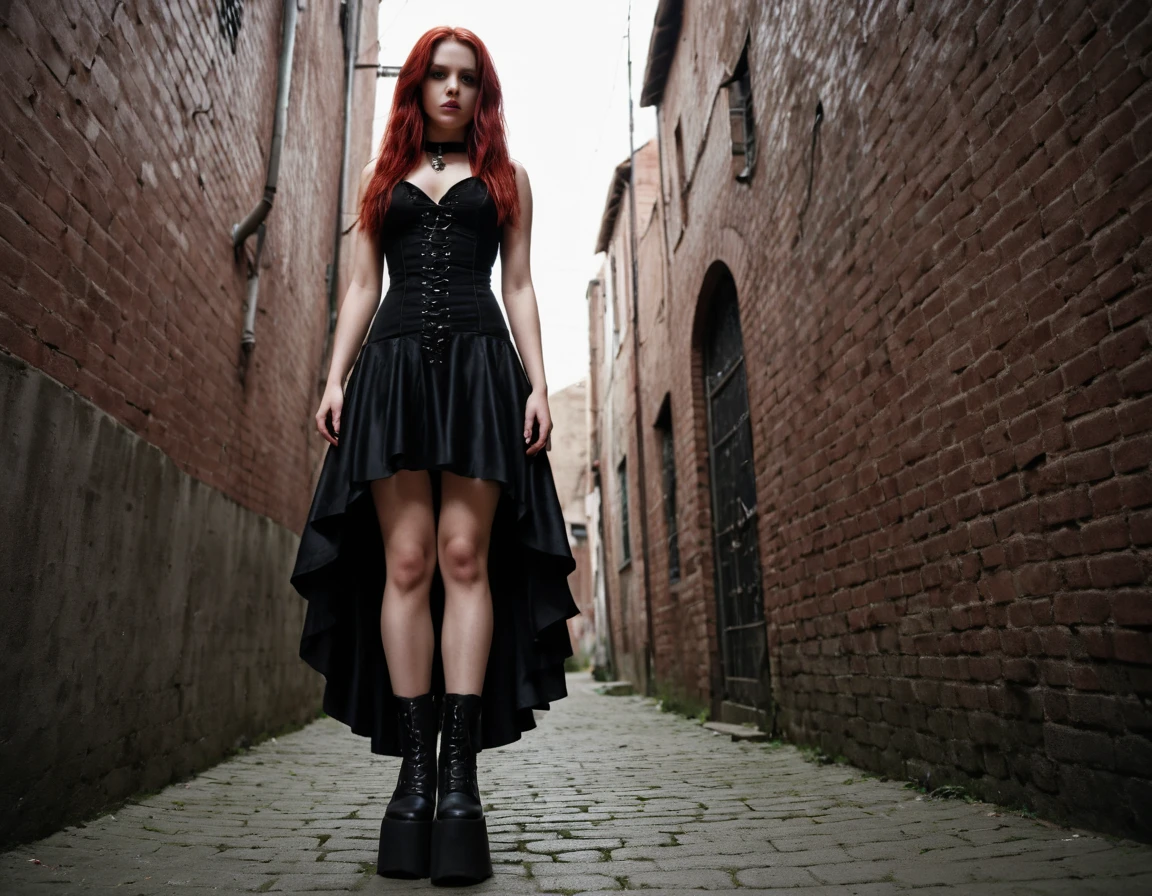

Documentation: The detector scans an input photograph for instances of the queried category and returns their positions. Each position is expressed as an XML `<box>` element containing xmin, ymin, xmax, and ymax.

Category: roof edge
<box><xmin>594</xmin><ymin>157</ymin><xmax>632</xmax><ymax>254</ymax></box>
<box><xmin>639</xmin><ymin>0</ymin><xmax>684</xmax><ymax>107</ymax></box>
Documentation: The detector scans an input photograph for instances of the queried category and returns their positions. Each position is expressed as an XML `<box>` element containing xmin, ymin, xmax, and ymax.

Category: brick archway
<box><xmin>690</xmin><ymin>259</ymin><xmax>773</xmax><ymax>729</ymax></box>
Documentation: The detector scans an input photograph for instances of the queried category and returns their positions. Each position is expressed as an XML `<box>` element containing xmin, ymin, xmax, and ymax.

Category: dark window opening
<box><xmin>725</xmin><ymin>39</ymin><xmax>756</xmax><ymax>180</ymax></box>
<box><xmin>610</xmin><ymin>250</ymin><xmax>620</xmax><ymax>353</ymax></box>
<box><xmin>673</xmin><ymin>118</ymin><xmax>688</xmax><ymax>223</ymax></box>
<box><xmin>218</xmin><ymin>0</ymin><xmax>244</xmax><ymax>54</ymax></box>
<box><xmin>618</xmin><ymin>457</ymin><xmax>631</xmax><ymax>565</ymax></box>
<box><xmin>654</xmin><ymin>396</ymin><xmax>681</xmax><ymax>583</ymax></box>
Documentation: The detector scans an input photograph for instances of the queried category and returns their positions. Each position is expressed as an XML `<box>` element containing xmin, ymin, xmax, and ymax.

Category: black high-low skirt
<box><xmin>289</xmin><ymin>330</ymin><xmax>580</xmax><ymax>756</ymax></box>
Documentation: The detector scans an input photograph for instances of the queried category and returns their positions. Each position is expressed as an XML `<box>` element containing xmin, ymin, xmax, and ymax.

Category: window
<box><xmin>654</xmin><ymin>398</ymin><xmax>681</xmax><ymax>583</ymax></box>
<box><xmin>217</xmin><ymin>0</ymin><xmax>244</xmax><ymax>54</ymax></box>
<box><xmin>724</xmin><ymin>39</ymin><xmax>756</xmax><ymax>180</ymax></box>
<box><xmin>612</xmin><ymin>251</ymin><xmax>622</xmax><ymax>352</ymax></box>
<box><xmin>673</xmin><ymin>118</ymin><xmax>687</xmax><ymax>224</ymax></box>
<box><xmin>610</xmin><ymin>249</ymin><xmax>621</xmax><ymax>354</ymax></box>
<box><xmin>600</xmin><ymin>273</ymin><xmax>613</xmax><ymax>366</ymax></box>
<box><xmin>618</xmin><ymin>242</ymin><xmax>628</xmax><ymax>343</ymax></box>
<box><xmin>618</xmin><ymin>457</ymin><xmax>631</xmax><ymax>565</ymax></box>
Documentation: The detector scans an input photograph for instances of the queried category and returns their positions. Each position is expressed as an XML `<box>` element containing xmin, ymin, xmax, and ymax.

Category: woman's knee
<box><xmin>438</xmin><ymin>532</ymin><xmax>486</xmax><ymax>586</ymax></box>
<box><xmin>386</xmin><ymin>539</ymin><xmax>436</xmax><ymax>592</ymax></box>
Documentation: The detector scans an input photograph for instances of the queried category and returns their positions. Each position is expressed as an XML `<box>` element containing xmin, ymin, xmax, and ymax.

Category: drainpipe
<box><xmin>321</xmin><ymin>0</ymin><xmax>362</xmax><ymax>382</ymax></box>
<box><xmin>232</xmin><ymin>0</ymin><xmax>300</xmax><ymax>351</ymax></box>
<box><xmin>240</xmin><ymin>222</ymin><xmax>267</xmax><ymax>347</ymax></box>
<box><xmin>625</xmin><ymin>2</ymin><xmax>657</xmax><ymax>696</ymax></box>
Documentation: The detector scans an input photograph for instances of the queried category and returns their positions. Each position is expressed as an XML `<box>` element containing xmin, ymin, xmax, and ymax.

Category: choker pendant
<box><xmin>423</xmin><ymin>140</ymin><xmax>468</xmax><ymax>173</ymax></box>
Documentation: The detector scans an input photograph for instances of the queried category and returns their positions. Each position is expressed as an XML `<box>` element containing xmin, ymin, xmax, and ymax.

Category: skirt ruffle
<box><xmin>290</xmin><ymin>332</ymin><xmax>580</xmax><ymax>756</ymax></box>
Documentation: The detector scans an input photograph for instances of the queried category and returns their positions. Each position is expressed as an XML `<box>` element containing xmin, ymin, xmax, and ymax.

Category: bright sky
<box><xmin>370</xmin><ymin>0</ymin><xmax>660</xmax><ymax>393</ymax></box>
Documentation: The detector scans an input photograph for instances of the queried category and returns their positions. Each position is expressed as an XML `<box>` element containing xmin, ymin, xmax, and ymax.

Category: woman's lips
<box><xmin>441</xmin><ymin>103</ymin><xmax>460</xmax><ymax>111</ymax></box>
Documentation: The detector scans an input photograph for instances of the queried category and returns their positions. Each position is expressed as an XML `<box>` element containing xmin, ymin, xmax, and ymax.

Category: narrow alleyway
<box><xmin>3</xmin><ymin>672</ymin><xmax>1150</xmax><ymax>894</ymax></box>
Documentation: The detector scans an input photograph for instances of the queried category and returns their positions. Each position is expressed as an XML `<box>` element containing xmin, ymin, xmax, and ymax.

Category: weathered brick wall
<box><xmin>0</xmin><ymin>0</ymin><xmax>379</xmax><ymax>845</ymax></box>
<box><xmin>547</xmin><ymin>378</ymin><xmax>596</xmax><ymax>658</ymax></box>
<box><xmin>0</xmin><ymin>0</ymin><xmax>377</xmax><ymax>530</ymax></box>
<box><xmin>590</xmin><ymin>140</ymin><xmax>668</xmax><ymax>690</ymax></box>
<box><xmin>632</xmin><ymin>0</ymin><xmax>1151</xmax><ymax>840</ymax></box>
<box><xmin>589</xmin><ymin>257</ymin><xmax>644</xmax><ymax>687</ymax></box>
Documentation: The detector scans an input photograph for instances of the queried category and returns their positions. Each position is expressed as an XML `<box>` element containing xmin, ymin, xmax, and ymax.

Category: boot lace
<box><xmin>396</xmin><ymin>703</ymin><xmax>434</xmax><ymax>796</ymax></box>
<box><xmin>441</xmin><ymin>700</ymin><xmax>478</xmax><ymax>797</ymax></box>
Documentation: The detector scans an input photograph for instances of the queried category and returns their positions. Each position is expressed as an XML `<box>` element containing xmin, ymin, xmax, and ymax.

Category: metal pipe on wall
<box><xmin>241</xmin><ymin>223</ymin><xmax>267</xmax><ymax>349</ymax></box>
<box><xmin>233</xmin><ymin>0</ymin><xmax>300</xmax><ymax>351</ymax></box>
<box><xmin>626</xmin><ymin>0</ymin><xmax>657</xmax><ymax>696</ymax></box>
<box><xmin>321</xmin><ymin>0</ymin><xmax>362</xmax><ymax>382</ymax></box>
<box><xmin>233</xmin><ymin>0</ymin><xmax>299</xmax><ymax>249</ymax></box>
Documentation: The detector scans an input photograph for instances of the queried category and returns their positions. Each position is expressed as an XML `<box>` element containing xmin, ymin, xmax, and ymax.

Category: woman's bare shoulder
<box><xmin>508</xmin><ymin>158</ymin><xmax>532</xmax><ymax>195</ymax></box>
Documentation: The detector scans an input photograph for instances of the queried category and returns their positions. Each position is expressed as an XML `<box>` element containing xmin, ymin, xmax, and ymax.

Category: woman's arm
<box><xmin>500</xmin><ymin>159</ymin><xmax>552</xmax><ymax>455</ymax></box>
<box><xmin>500</xmin><ymin>160</ymin><xmax>546</xmax><ymax>394</ymax></box>
<box><xmin>315</xmin><ymin>161</ymin><xmax>384</xmax><ymax>446</ymax></box>
<box><xmin>328</xmin><ymin>161</ymin><xmax>385</xmax><ymax>387</ymax></box>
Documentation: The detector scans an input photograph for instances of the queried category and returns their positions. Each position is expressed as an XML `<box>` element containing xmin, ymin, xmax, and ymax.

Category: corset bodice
<box><xmin>367</xmin><ymin>175</ymin><xmax>509</xmax><ymax>363</ymax></box>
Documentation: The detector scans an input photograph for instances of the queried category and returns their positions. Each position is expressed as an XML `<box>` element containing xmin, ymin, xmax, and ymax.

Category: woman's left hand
<box><xmin>523</xmin><ymin>391</ymin><xmax>553</xmax><ymax>455</ymax></box>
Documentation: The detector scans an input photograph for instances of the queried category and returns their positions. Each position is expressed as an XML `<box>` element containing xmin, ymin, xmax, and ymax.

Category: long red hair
<box><xmin>358</xmin><ymin>27</ymin><xmax>520</xmax><ymax>235</ymax></box>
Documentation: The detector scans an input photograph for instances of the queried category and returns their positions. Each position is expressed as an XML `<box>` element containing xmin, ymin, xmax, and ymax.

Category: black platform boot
<box><xmin>376</xmin><ymin>691</ymin><xmax>439</xmax><ymax>879</ymax></box>
<box><xmin>429</xmin><ymin>692</ymin><xmax>493</xmax><ymax>885</ymax></box>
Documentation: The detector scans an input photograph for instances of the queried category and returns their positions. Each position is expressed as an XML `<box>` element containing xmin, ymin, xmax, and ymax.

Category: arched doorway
<box><xmin>700</xmin><ymin>263</ymin><xmax>771</xmax><ymax>727</ymax></box>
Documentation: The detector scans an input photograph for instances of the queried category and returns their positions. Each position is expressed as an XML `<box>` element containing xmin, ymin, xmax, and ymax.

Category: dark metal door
<box><xmin>702</xmin><ymin>268</ymin><xmax>769</xmax><ymax>720</ymax></box>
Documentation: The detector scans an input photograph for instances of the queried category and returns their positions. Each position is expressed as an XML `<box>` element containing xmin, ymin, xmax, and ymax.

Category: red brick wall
<box><xmin>590</xmin><ymin>140</ymin><xmax>668</xmax><ymax>690</ymax></box>
<box><xmin>620</xmin><ymin>0</ymin><xmax>1151</xmax><ymax>839</ymax></box>
<box><xmin>0</xmin><ymin>0</ymin><xmax>378</xmax><ymax>531</ymax></box>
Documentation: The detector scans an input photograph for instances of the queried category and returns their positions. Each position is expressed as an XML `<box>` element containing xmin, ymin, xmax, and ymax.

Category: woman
<box><xmin>289</xmin><ymin>25</ymin><xmax>580</xmax><ymax>887</ymax></box>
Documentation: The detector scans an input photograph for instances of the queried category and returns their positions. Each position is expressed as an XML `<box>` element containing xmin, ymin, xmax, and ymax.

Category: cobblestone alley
<box><xmin>2</xmin><ymin>672</ymin><xmax>1151</xmax><ymax>894</ymax></box>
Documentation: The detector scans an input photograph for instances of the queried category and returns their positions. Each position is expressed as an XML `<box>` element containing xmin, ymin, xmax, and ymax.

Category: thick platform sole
<box><xmin>376</xmin><ymin>814</ymin><xmax>433</xmax><ymax>879</ymax></box>
<box><xmin>429</xmin><ymin>815</ymin><xmax>493</xmax><ymax>885</ymax></box>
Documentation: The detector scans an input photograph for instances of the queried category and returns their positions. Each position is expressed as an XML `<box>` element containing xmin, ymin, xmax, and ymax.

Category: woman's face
<box><xmin>422</xmin><ymin>39</ymin><xmax>480</xmax><ymax>133</ymax></box>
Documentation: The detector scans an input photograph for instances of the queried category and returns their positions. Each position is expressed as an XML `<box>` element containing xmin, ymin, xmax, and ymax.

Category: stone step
<box><xmin>593</xmin><ymin>680</ymin><xmax>635</xmax><ymax>696</ymax></box>
<box><xmin>703</xmin><ymin>721</ymin><xmax>768</xmax><ymax>741</ymax></box>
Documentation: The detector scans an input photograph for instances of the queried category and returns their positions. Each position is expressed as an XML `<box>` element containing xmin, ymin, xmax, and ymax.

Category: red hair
<box><xmin>358</xmin><ymin>26</ymin><xmax>520</xmax><ymax>235</ymax></box>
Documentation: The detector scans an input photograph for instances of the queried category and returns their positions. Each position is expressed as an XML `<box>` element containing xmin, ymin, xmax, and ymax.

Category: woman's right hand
<box><xmin>315</xmin><ymin>382</ymin><xmax>344</xmax><ymax>447</ymax></box>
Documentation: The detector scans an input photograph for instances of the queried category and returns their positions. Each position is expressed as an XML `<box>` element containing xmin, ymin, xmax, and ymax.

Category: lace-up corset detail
<box><xmin>418</xmin><ymin>204</ymin><xmax>453</xmax><ymax>364</ymax></box>
<box><xmin>368</xmin><ymin>176</ymin><xmax>508</xmax><ymax>356</ymax></box>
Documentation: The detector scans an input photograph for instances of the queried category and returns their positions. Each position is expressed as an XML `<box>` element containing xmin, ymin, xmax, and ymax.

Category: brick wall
<box><xmin>0</xmin><ymin>0</ymin><xmax>379</xmax><ymax>845</ymax></box>
<box><xmin>547</xmin><ymin>378</ymin><xmax>596</xmax><ymax>658</ymax></box>
<box><xmin>591</xmin><ymin>139</ymin><xmax>669</xmax><ymax>691</ymax></box>
<box><xmin>608</xmin><ymin>0</ymin><xmax>1151</xmax><ymax>840</ymax></box>
<box><xmin>0</xmin><ymin>0</ymin><xmax>378</xmax><ymax>531</ymax></box>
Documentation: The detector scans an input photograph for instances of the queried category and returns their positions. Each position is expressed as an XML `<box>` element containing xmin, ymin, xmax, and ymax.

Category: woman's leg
<box><xmin>370</xmin><ymin>469</ymin><xmax>437</xmax><ymax>697</ymax></box>
<box><xmin>436</xmin><ymin>472</ymin><xmax>502</xmax><ymax>694</ymax></box>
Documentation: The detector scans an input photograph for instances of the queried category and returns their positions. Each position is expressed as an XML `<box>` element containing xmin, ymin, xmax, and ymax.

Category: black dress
<box><xmin>290</xmin><ymin>174</ymin><xmax>580</xmax><ymax>757</ymax></box>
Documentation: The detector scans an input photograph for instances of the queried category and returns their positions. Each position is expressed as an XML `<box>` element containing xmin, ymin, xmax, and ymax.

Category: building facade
<box><xmin>545</xmin><ymin>377</ymin><xmax>595</xmax><ymax>663</ymax></box>
<box><xmin>590</xmin><ymin>0</ymin><xmax>1152</xmax><ymax>841</ymax></box>
<box><xmin>0</xmin><ymin>0</ymin><xmax>379</xmax><ymax>845</ymax></box>
<box><xmin>589</xmin><ymin>138</ymin><xmax>669</xmax><ymax>692</ymax></box>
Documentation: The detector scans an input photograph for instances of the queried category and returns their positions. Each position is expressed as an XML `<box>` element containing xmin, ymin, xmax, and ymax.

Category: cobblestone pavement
<box><xmin>4</xmin><ymin>671</ymin><xmax>1152</xmax><ymax>894</ymax></box>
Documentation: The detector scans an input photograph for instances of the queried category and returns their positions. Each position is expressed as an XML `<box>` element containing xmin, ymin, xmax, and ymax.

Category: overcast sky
<box><xmin>370</xmin><ymin>0</ymin><xmax>660</xmax><ymax>393</ymax></box>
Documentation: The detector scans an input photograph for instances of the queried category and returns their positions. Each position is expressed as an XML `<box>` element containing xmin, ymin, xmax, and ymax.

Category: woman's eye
<box><xmin>430</xmin><ymin>71</ymin><xmax>475</xmax><ymax>83</ymax></box>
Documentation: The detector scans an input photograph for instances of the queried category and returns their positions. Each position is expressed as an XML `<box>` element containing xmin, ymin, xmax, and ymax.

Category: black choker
<box><xmin>422</xmin><ymin>140</ymin><xmax>467</xmax><ymax>152</ymax></box>
<box><xmin>423</xmin><ymin>139</ymin><xmax>467</xmax><ymax>171</ymax></box>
